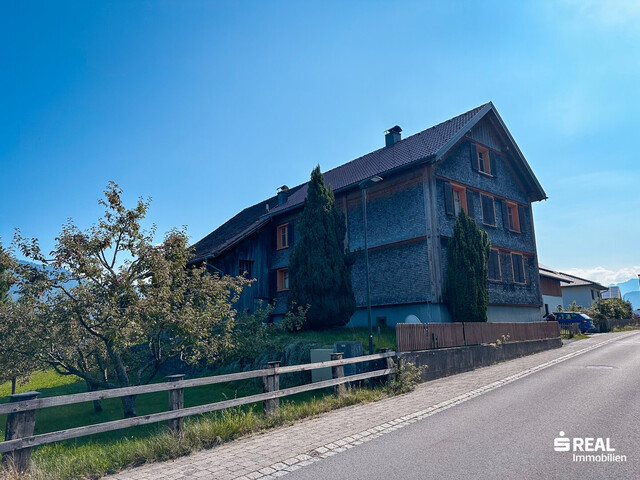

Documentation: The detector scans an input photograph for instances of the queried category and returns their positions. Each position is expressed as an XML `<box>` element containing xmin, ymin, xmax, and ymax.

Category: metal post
<box><xmin>263</xmin><ymin>361</ymin><xmax>280</xmax><ymax>415</ymax></box>
<box><xmin>330</xmin><ymin>352</ymin><xmax>345</xmax><ymax>397</ymax></box>
<box><xmin>2</xmin><ymin>391</ymin><xmax>40</xmax><ymax>473</ymax></box>
<box><xmin>165</xmin><ymin>374</ymin><xmax>185</xmax><ymax>432</ymax></box>
<box><xmin>362</xmin><ymin>188</ymin><xmax>374</xmax><ymax>355</ymax></box>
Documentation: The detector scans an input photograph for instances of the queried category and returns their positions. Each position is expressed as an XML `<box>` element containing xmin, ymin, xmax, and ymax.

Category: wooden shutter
<box><xmin>501</xmin><ymin>200</ymin><xmax>509</xmax><ymax>230</ymax></box>
<box><xmin>489</xmin><ymin>250</ymin><xmax>501</xmax><ymax>280</ymax></box>
<box><xmin>466</xmin><ymin>188</ymin><xmax>475</xmax><ymax>218</ymax></box>
<box><xmin>288</xmin><ymin>223</ymin><xmax>294</xmax><ymax>247</ymax></box>
<box><xmin>268</xmin><ymin>269</ymin><xmax>277</xmax><ymax>300</ymax></box>
<box><xmin>489</xmin><ymin>151</ymin><xmax>499</xmax><ymax>177</ymax></box>
<box><xmin>518</xmin><ymin>205</ymin><xmax>527</xmax><ymax>233</ymax></box>
<box><xmin>444</xmin><ymin>182</ymin><xmax>454</xmax><ymax>216</ymax></box>
<box><xmin>469</xmin><ymin>143</ymin><xmax>478</xmax><ymax>171</ymax></box>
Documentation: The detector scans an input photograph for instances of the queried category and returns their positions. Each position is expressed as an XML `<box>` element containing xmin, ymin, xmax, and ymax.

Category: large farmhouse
<box><xmin>191</xmin><ymin>102</ymin><xmax>547</xmax><ymax>325</ymax></box>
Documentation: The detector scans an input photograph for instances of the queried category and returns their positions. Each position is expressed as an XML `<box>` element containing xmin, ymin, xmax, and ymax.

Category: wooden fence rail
<box><xmin>396</xmin><ymin>322</ymin><xmax>560</xmax><ymax>352</ymax></box>
<box><xmin>1</xmin><ymin>351</ymin><xmax>396</xmax><ymax>471</ymax></box>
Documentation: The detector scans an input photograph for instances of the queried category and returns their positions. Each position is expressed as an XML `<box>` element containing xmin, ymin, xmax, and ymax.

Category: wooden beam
<box><xmin>0</xmin><ymin>352</ymin><xmax>396</xmax><ymax>416</ymax></box>
<box><xmin>0</xmin><ymin>369</ymin><xmax>393</xmax><ymax>454</ymax></box>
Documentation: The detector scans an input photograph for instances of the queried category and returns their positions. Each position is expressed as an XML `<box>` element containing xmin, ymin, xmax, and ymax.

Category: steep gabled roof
<box><xmin>193</xmin><ymin>103</ymin><xmax>546</xmax><ymax>260</ymax></box>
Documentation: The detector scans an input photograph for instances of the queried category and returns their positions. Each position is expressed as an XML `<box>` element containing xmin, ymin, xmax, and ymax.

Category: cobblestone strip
<box><xmin>234</xmin><ymin>331</ymin><xmax>637</xmax><ymax>480</ymax></box>
<box><xmin>106</xmin><ymin>331</ymin><xmax>637</xmax><ymax>480</ymax></box>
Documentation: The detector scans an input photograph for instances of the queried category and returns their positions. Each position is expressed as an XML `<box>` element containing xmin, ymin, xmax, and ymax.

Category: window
<box><xmin>277</xmin><ymin>268</ymin><xmax>289</xmax><ymax>291</ymax></box>
<box><xmin>511</xmin><ymin>253</ymin><xmax>526</xmax><ymax>284</ymax></box>
<box><xmin>452</xmin><ymin>184</ymin><xmax>467</xmax><ymax>216</ymax></box>
<box><xmin>591</xmin><ymin>290</ymin><xmax>595</xmax><ymax>300</ymax></box>
<box><xmin>506</xmin><ymin>202</ymin><xmax>520</xmax><ymax>232</ymax></box>
<box><xmin>477</xmin><ymin>145</ymin><xmax>491</xmax><ymax>175</ymax></box>
<box><xmin>277</xmin><ymin>224</ymin><xmax>289</xmax><ymax>250</ymax></box>
<box><xmin>481</xmin><ymin>194</ymin><xmax>496</xmax><ymax>226</ymax></box>
<box><xmin>238</xmin><ymin>260</ymin><xmax>254</xmax><ymax>278</ymax></box>
<box><xmin>488</xmin><ymin>249</ymin><xmax>501</xmax><ymax>281</ymax></box>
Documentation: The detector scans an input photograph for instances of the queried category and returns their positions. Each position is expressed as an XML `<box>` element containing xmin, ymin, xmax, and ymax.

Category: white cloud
<box><xmin>562</xmin><ymin>266</ymin><xmax>640</xmax><ymax>286</ymax></box>
<box><xmin>562</xmin><ymin>0</ymin><xmax>640</xmax><ymax>28</ymax></box>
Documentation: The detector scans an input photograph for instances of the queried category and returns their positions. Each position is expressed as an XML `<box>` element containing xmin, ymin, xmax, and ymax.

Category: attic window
<box><xmin>477</xmin><ymin>146</ymin><xmax>491</xmax><ymax>175</ymax></box>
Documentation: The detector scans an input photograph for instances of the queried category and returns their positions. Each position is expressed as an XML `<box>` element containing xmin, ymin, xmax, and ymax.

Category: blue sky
<box><xmin>1</xmin><ymin>0</ymin><xmax>639</xmax><ymax>286</ymax></box>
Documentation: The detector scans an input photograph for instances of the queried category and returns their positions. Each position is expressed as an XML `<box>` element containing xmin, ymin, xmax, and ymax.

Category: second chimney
<box><xmin>277</xmin><ymin>185</ymin><xmax>290</xmax><ymax>206</ymax></box>
<box><xmin>385</xmin><ymin>125</ymin><xmax>402</xmax><ymax>147</ymax></box>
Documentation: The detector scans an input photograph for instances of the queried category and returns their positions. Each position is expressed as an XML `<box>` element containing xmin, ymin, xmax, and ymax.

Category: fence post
<box><xmin>2</xmin><ymin>391</ymin><xmax>40</xmax><ymax>473</ymax></box>
<box><xmin>380</xmin><ymin>348</ymin><xmax>396</xmax><ymax>385</ymax></box>
<box><xmin>263</xmin><ymin>361</ymin><xmax>280</xmax><ymax>415</ymax></box>
<box><xmin>330</xmin><ymin>352</ymin><xmax>345</xmax><ymax>397</ymax></box>
<box><xmin>165</xmin><ymin>374</ymin><xmax>185</xmax><ymax>432</ymax></box>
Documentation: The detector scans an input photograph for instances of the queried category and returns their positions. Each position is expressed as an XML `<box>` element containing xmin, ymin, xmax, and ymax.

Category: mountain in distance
<box><xmin>611</xmin><ymin>277</ymin><xmax>640</xmax><ymax>311</ymax></box>
<box><xmin>613</xmin><ymin>277</ymin><xmax>640</xmax><ymax>297</ymax></box>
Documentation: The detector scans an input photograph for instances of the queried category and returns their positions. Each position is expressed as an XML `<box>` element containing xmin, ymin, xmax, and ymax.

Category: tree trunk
<box><xmin>121</xmin><ymin>395</ymin><xmax>137</xmax><ymax>418</ymax></box>
<box><xmin>11</xmin><ymin>377</ymin><xmax>16</xmax><ymax>395</ymax></box>
<box><xmin>85</xmin><ymin>380</ymin><xmax>103</xmax><ymax>413</ymax></box>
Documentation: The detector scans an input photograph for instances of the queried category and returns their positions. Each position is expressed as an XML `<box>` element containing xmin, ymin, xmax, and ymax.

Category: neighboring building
<box><xmin>191</xmin><ymin>102</ymin><xmax>547</xmax><ymax>325</ymax></box>
<box><xmin>539</xmin><ymin>264</ymin><xmax>570</xmax><ymax>316</ymax></box>
<box><xmin>538</xmin><ymin>266</ymin><xmax>607</xmax><ymax>310</ymax></box>
<box><xmin>602</xmin><ymin>286</ymin><xmax>622</xmax><ymax>299</ymax></box>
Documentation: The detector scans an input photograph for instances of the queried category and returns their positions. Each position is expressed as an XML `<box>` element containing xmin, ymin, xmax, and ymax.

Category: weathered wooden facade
<box><xmin>191</xmin><ymin>102</ymin><xmax>548</xmax><ymax>325</ymax></box>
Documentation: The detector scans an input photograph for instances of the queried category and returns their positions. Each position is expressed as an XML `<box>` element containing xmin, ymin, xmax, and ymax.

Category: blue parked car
<box><xmin>553</xmin><ymin>312</ymin><xmax>598</xmax><ymax>333</ymax></box>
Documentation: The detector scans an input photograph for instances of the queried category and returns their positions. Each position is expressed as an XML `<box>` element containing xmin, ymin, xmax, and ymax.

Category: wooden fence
<box><xmin>396</xmin><ymin>322</ymin><xmax>560</xmax><ymax>352</ymax></box>
<box><xmin>1</xmin><ymin>350</ymin><xmax>396</xmax><ymax>472</ymax></box>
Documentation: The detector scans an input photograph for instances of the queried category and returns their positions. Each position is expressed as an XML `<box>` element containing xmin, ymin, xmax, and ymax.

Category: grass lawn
<box><xmin>1</xmin><ymin>326</ymin><xmax>396</xmax><ymax>448</ymax></box>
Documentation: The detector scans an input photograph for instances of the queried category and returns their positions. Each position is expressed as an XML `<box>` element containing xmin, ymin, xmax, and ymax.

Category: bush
<box><xmin>280</xmin><ymin>304</ymin><xmax>309</xmax><ymax>332</ymax></box>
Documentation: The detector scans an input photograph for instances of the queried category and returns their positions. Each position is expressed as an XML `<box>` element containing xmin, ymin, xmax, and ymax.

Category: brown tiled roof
<box><xmin>267</xmin><ymin>103</ymin><xmax>489</xmax><ymax>215</ymax></box>
<box><xmin>193</xmin><ymin>102</ymin><xmax>545</xmax><ymax>260</ymax></box>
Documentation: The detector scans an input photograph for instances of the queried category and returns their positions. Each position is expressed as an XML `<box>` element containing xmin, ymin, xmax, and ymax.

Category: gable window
<box><xmin>480</xmin><ymin>194</ymin><xmax>496</xmax><ymax>226</ymax></box>
<box><xmin>488</xmin><ymin>249</ymin><xmax>501</xmax><ymax>281</ymax></box>
<box><xmin>511</xmin><ymin>253</ymin><xmax>526</xmax><ymax>284</ymax></box>
<box><xmin>239</xmin><ymin>260</ymin><xmax>254</xmax><ymax>278</ymax></box>
<box><xmin>506</xmin><ymin>202</ymin><xmax>520</xmax><ymax>232</ymax></box>
<box><xmin>477</xmin><ymin>145</ymin><xmax>491</xmax><ymax>175</ymax></box>
<box><xmin>277</xmin><ymin>268</ymin><xmax>289</xmax><ymax>291</ymax></box>
<box><xmin>277</xmin><ymin>224</ymin><xmax>289</xmax><ymax>250</ymax></box>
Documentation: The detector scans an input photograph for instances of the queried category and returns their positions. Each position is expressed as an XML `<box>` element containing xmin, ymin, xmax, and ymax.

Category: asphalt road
<box><xmin>288</xmin><ymin>332</ymin><xmax>640</xmax><ymax>480</ymax></box>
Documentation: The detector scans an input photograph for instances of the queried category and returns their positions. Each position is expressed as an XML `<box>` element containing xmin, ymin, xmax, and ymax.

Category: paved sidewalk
<box><xmin>107</xmin><ymin>331</ymin><xmax>637</xmax><ymax>480</ymax></box>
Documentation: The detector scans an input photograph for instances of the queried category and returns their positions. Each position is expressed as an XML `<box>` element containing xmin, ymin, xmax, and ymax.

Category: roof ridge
<box><xmin>319</xmin><ymin>102</ymin><xmax>490</xmax><ymax>179</ymax></box>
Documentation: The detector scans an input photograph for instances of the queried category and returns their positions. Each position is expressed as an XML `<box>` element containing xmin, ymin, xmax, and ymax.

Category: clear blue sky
<box><xmin>1</xmin><ymin>0</ymin><xmax>639</xmax><ymax>286</ymax></box>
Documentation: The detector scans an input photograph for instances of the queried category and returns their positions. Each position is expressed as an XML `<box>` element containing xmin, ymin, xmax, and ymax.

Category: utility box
<box><xmin>310</xmin><ymin>349</ymin><xmax>334</xmax><ymax>383</ymax></box>
<box><xmin>334</xmin><ymin>341</ymin><xmax>363</xmax><ymax>377</ymax></box>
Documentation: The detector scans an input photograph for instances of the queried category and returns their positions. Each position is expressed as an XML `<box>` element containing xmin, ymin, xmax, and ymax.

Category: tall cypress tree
<box><xmin>446</xmin><ymin>210</ymin><xmax>490</xmax><ymax>322</ymax></box>
<box><xmin>288</xmin><ymin>165</ymin><xmax>355</xmax><ymax>329</ymax></box>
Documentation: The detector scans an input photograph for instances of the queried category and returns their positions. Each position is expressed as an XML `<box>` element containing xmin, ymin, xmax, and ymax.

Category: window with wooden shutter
<box><xmin>511</xmin><ymin>253</ymin><xmax>526</xmax><ymax>284</ymax></box>
<box><xmin>444</xmin><ymin>181</ymin><xmax>454</xmax><ymax>216</ymax></box>
<box><xmin>488</xmin><ymin>249</ymin><xmax>501</xmax><ymax>281</ymax></box>
<box><xmin>481</xmin><ymin>194</ymin><xmax>496</xmax><ymax>226</ymax></box>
